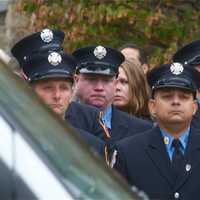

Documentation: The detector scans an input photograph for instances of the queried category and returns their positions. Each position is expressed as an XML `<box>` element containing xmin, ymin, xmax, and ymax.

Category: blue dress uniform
<box><xmin>11</xmin><ymin>29</ymin><xmax>105</xmax><ymax>155</ymax></box>
<box><xmin>172</xmin><ymin>40</ymin><xmax>200</xmax><ymax>130</ymax></box>
<box><xmin>73</xmin><ymin>45</ymin><xmax>153</xmax><ymax>142</ymax></box>
<box><xmin>114</xmin><ymin>63</ymin><xmax>200</xmax><ymax>199</ymax></box>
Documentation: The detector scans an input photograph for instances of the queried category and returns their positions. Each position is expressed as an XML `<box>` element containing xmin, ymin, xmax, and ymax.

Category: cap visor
<box><xmin>154</xmin><ymin>85</ymin><xmax>196</xmax><ymax>93</ymax></box>
<box><xmin>79</xmin><ymin>67</ymin><xmax>115</xmax><ymax>76</ymax></box>
<box><xmin>31</xmin><ymin>73</ymin><xmax>73</xmax><ymax>81</ymax></box>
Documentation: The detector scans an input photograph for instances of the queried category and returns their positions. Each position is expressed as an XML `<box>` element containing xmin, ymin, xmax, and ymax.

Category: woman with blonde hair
<box><xmin>114</xmin><ymin>58</ymin><xmax>150</xmax><ymax>119</ymax></box>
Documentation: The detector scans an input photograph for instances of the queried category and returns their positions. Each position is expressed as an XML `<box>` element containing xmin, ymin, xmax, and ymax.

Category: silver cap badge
<box><xmin>170</xmin><ymin>62</ymin><xmax>184</xmax><ymax>75</ymax></box>
<box><xmin>40</xmin><ymin>29</ymin><xmax>53</xmax><ymax>43</ymax></box>
<box><xmin>93</xmin><ymin>46</ymin><xmax>107</xmax><ymax>59</ymax></box>
<box><xmin>48</xmin><ymin>52</ymin><xmax>62</xmax><ymax>66</ymax></box>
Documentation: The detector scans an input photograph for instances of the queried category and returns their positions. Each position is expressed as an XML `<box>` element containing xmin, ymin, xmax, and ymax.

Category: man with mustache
<box><xmin>113</xmin><ymin>62</ymin><xmax>200</xmax><ymax>199</ymax></box>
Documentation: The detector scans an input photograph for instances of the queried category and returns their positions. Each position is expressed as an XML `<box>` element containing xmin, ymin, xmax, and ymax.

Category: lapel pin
<box><xmin>185</xmin><ymin>164</ymin><xmax>191</xmax><ymax>172</ymax></box>
<box><xmin>164</xmin><ymin>136</ymin><xmax>169</xmax><ymax>145</ymax></box>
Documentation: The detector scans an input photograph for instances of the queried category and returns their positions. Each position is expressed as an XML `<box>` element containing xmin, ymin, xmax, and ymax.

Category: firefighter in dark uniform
<box><xmin>72</xmin><ymin>46</ymin><xmax>153</xmax><ymax>142</ymax></box>
<box><xmin>11</xmin><ymin>29</ymin><xmax>105</xmax><ymax>155</ymax></box>
<box><xmin>113</xmin><ymin>62</ymin><xmax>200</xmax><ymax>199</ymax></box>
<box><xmin>72</xmin><ymin>45</ymin><xmax>153</xmax><ymax>164</ymax></box>
<box><xmin>172</xmin><ymin>40</ymin><xmax>200</xmax><ymax>129</ymax></box>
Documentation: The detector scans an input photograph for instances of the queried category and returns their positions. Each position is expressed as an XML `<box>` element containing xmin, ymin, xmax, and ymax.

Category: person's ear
<box><xmin>192</xmin><ymin>99</ymin><xmax>198</xmax><ymax>115</ymax></box>
<box><xmin>148</xmin><ymin>98</ymin><xmax>156</xmax><ymax>118</ymax></box>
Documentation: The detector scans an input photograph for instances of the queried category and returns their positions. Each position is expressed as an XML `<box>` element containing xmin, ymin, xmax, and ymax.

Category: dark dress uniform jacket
<box><xmin>74</xmin><ymin>127</ymin><xmax>105</xmax><ymax>156</ymax></box>
<box><xmin>110</xmin><ymin>106</ymin><xmax>153</xmax><ymax>142</ymax></box>
<box><xmin>191</xmin><ymin>103</ymin><xmax>200</xmax><ymax>129</ymax></box>
<box><xmin>65</xmin><ymin>101</ymin><xmax>105</xmax><ymax>155</ymax></box>
<box><xmin>65</xmin><ymin>101</ymin><xmax>103</xmax><ymax>136</ymax></box>
<box><xmin>115</xmin><ymin>125</ymin><xmax>200</xmax><ymax>200</ymax></box>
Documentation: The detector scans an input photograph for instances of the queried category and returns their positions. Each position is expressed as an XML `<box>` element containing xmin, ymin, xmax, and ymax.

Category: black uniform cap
<box><xmin>72</xmin><ymin>45</ymin><xmax>125</xmax><ymax>76</ymax></box>
<box><xmin>11</xmin><ymin>28</ymin><xmax>64</xmax><ymax>67</ymax></box>
<box><xmin>172</xmin><ymin>40</ymin><xmax>200</xmax><ymax>66</ymax></box>
<box><xmin>147</xmin><ymin>62</ymin><xmax>200</xmax><ymax>97</ymax></box>
<box><xmin>22</xmin><ymin>50</ymin><xmax>77</xmax><ymax>82</ymax></box>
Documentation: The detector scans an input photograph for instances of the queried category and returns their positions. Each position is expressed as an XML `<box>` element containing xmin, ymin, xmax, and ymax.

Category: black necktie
<box><xmin>171</xmin><ymin>139</ymin><xmax>184</xmax><ymax>179</ymax></box>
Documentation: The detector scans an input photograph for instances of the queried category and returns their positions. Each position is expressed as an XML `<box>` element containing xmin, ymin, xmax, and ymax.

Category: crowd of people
<box><xmin>10</xmin><ymin>28</ymin><xmax>200</xmax><ymax>199</ymax></box>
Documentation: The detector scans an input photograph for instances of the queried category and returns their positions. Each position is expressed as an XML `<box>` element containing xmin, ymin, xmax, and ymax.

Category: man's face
<box><xmin>121</xmin><ymin>47</ymin><xmax>148</xmax><ymax>74</ymax></box>
<box><xmin>74</xmin><ymin>73</ymin><xmax>117</xmax><ymax>110</ymax></box>
<box><xmin>121</xmin><ymin>48</ymin><xmax>140</xmax><ymax>62</ymax></box>
<box><xmin>32</xmin><ymin>78</ymin><xmax>73</xmax><ymax>118</ymax></box>
<box><xmin>149</xmin><ymin>88</ymin><xmax>197</xmax><ymax>127</ymax></box>
<box><xmin>114</xmin><ymin>67</ymin><xmax>129</xmax><ymax>107</ymax></box>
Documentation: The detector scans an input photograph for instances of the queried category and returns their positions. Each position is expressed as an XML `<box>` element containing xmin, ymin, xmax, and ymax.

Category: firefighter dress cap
<box><xmin>11</xmin><ymin>28</ymin><xmax>64</xmax><ymax>67</ymax></box>
<box><xmin>172</xmin><ymin>40</ymin><xmax>200</xmax><ymax>66</ymax></box>
<box><xmin>147</xmin><ymin>62</ymin><xmax>200</xmax><ymax>96</ymax></box>
<box><xmin>72</xmin><ymin>45</ymin><xmax>125</xmax><ymax>76</ymax></box>
<box><xmin>22</xmin><ymin>50</ymin><xmax>77</xmax><ymax>82</ymax></box>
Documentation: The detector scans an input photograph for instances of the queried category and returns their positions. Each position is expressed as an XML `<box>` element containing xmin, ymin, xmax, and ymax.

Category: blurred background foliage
<box><xmin>16</xmin><ymin>0</ymin><xmax>200</xmax><ymax>68</ymax></box>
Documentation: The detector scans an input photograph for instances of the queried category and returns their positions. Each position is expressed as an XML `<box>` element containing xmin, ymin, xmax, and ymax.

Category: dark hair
<box><xmin>119</xmin><ymin>43</ymin><xmax>148</xmax><ymax>65</ymax></box>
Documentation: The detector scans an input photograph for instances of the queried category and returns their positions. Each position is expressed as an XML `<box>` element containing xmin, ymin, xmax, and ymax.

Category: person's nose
<box><xmin>53</xmin><ymin>88</ymin><xmax>62</xmax><ymax>100</ymax></box>
<box><xmin>94</xmin><ymin>80</ymin><xmax>104</xmax><ymax>90</ymax></box>
<box><xmin>115</xmin><ymin>81</ymin><xmax>121</xmax><ymax>91</ymax></box>
<box><xmin>171</xmin><ymin>94</ymin><xmax>181</xmax><ymax>105</ymax></box>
